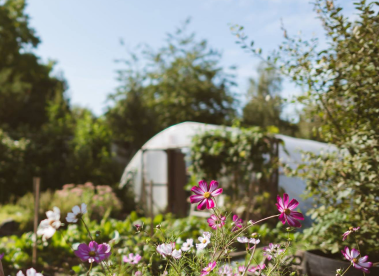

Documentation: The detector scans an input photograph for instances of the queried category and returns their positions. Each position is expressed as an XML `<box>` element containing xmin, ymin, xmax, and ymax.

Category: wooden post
<box><xmin>149</xmin><ymin>180</ymin><xmax>154</xmax><ymax>236</ymax></box>
<box><xmin>0</xmin><ymin>258</ymin><xmax>4</xmax><ymax>276</ymax></box>
<box><xmin>32</xmin><ymin>177</ymin><xmax>40</xmax><ymax>266</ymax></box>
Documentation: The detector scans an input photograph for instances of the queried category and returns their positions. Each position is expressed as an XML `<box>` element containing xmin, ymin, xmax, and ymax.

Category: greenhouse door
<box><xmin>166</xmin><ymin>149</ymin><xmax>188</xmax><ymax>217</ymax></box>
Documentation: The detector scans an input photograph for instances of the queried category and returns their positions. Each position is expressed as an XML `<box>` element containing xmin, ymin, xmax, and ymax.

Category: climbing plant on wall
<box><xmin>190</xmin><ymin>126</ymin><xmax>282</xmax><ymax>221</ymax></box>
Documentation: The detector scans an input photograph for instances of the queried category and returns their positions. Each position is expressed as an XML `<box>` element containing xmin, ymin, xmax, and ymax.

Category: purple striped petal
<box><xmin>290</xmin><ymin>211</ymin><xmax>304</xmax><ymax>220</ymax></box>
<box><xmin>191</xmin><ymin>186</ymin><xmax>204</xmax><ymax>195</ymax></box>
<box><xmin>277</xmin><ymin>195</ymin><xmax>284</xmax><ymax>209</ymax></box>
<box><xmin>282</xmin><ymin>193</ymin><xmax>289</xmax><ymax>208</ymax></box>
<box><xmin>278</xmin><ymin>213</ymin><xmax>286</xmax><ymax>224</ymax></box>
<box><xmin>198</xmin><ymin>180</ymin><xmax>208</xmax><ymax>193</ymax></box>
<box><xmin>206</xmin><ymin>199</ymin><xmax>215</xmax><ymax>209</ymax></box>
<box><xmin>197</xmin><ymin>199</ymin><xmax>207</xmax><ymax>210</ymax></box>
<box><xmin>190</xmin><ymin>194</ymin><xmax>205</xmax><ymax>203</ymax></box>
<box><xmin>276</xmin><ymin>203</ymin><xmax>284</xmax><ymax>212</ymax></box>
<box><xmin>210</xmin><ymin>188</ymin><xmax>223</xmax><ymax>197</ymax></box>
<box><xmin>287</xmin><ymin>199</ymin><xmax>299</xmax><ymax>210</ymax></box>
<box><xmin>209</xmin><ymin>180</ymin><xmax>219</xmax><ymax>193</ymax></box>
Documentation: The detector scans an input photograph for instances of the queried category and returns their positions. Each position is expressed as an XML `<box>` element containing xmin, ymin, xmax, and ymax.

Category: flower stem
<box><xmin>81</xmin><ymin>218</ymin><xmax>94</xmax><ymax>241</ymax></box>
<box><xmin>241</xmin><ymin>244</ymin><xmax>257</xmax><ymax>276</ymax></box>
<box><xmin>340</xmin><ymin>263</ymin><xmax>352</xmax><ymax>276</ymax></box>
<box><xmin>168</xmin><ymin>258</ymin><xmax>181</xmax><ymax>276</ymax></box>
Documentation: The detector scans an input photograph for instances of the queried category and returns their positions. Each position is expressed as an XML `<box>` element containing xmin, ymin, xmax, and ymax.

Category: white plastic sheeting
<box><xmin>120</xmin><ymin>122</ymin><xmax>336</xmax><ymax>216</ymax></box>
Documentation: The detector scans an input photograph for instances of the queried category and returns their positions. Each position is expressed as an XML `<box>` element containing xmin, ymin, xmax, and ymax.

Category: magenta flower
<box><xmin>190</xmin><ymin>180</ymin><xmax>223</xmax><ymax>210</ymax></box>
<box><xmin>201</xmin><ymin>262</ymin><xmax>217</xmax><ymax>276</ymax></box>
<box><xmin>74</xmin><ymin>241</ymin><xmax>111</xmax><ymax>263</ymax></box>
<box><xmin>207</xmin><ymin>214</ymin><xmax>226</xmax><ymax>230</ymax></box>
<box><xmin>341</xmin><ymin>246</ymin><xmax>372</xmax><ymax>274</ymax></box>
<box><xmin>342</xmin><ymin>226</ymin><xmax>360</xmax><ymax>241</ymax></box>
<box><xmin>123</xmin><ymin>253</ymin><xmax>142</xmax><ymax>264</ymax></box>
<box><xmin>135</xmin><ymin>272</ymin><xmax>142</xmax><ymax>276</ymax></box>
<box><xmin>0</xmin><ymin>253</ymin><xmax>4</xmax><ymax>260</ymax></box>
<box><xmin>248</xmin><ymin>263</ymin><xmax>266</xmax><ymax>273</ymax></box>
<box><xmin>276</xmin><ymin>193</ymin><xmax>304</xmax><ymax>227</ymax></box>
<box><xmin>232</xmin><ymin>214</ymin><xmax>243</xmax><ymax>232</ymax></box>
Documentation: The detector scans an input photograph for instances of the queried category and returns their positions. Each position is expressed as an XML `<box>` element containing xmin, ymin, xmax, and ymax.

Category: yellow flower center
<box><xmin>89</xmin><ymin>251</ymin><xmax>96</xmax><ymax>257</ymax></box>
<box><xmin>284</xmin><ymin>209</ymin><xmax>291</xmax><ymax>215</ymax></box>
<box><xmin>349</xmin><ymin>227</ymin><xmax>354</xmax><ymax>231</ymax></box>
<box><xmin>206</xmin><ymin>267</ymin><xmax>212</xmax><ymax>272</ymax></box>
<box><xmin>202</xmin><ymin>239</ymin><xmax>207</xmax><ymax>244</ymax></box>
<box><xmin>203</xmin><ymin>192</ymin><xmax>211</xmax><ymax>199</ymax></box>
<box><xmin>352</xmin><ymin>258</ymin><xmax>358</xmax><ymax>263</ymax></box>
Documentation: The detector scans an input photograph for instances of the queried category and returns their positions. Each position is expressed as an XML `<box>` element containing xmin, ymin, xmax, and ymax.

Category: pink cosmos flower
<box><xmin>190</xmin><ymin>180</ymin><xmax>223</xmax><ymax>210</ymax></box>
<box><xmin>156</xmin><ymin>243</ymin><xmax>182</xmax><ymax>259</ymax></box>
<box><xmin>201</xmin><ymin>262</ymin><xmax>217</xmax><ymax>276</ymax></box>
<box><xmin>74</xmin><ymin>241</ymin><xmax>111</xmax><ymax>263</ymax></box>
<box><xmin>232</xmin><ymin>215</ymin><xmax>243</xmax><ymax>232</ymax></box>
<box><xmin>123</xmin><ymin>253</ymin><xmax>142</xmax><ymax>264</ymax></box>
<box><xmin>276</xmin><ymin>193</ymin><xmax>304</xmax><ymax>227</ymax></box>
<box><xmin>218</xmin><ymin>264</ymin><xmax>233</xmax><ymax>276</ymax></box>
<box><xmin>263</xmin><ymin>243</ymin><xmax>283</xmax><ymax>261</ymax></box>
<box><xmin>135</xmin><ymin>272</ymin><xmax>142</xmax><ymax>276</ymax></box>
<box><xmin>207</xmin><ymin>214</ymin><xmax>226</xmax><ymax>230</ymax></box>
<box><xmin>248</xmin><ymin>263</ymin><xmax>266</xmax><ymax>273</ymax></box>
<box><xmin>342</xmin><ymin>226</ymin><xmax>360</xmax><ymax>241</ymax></box>
<box><xmin>341</xmin><ymin>246</ymin><xmax>372</xmax><ymax>274</ymax></box>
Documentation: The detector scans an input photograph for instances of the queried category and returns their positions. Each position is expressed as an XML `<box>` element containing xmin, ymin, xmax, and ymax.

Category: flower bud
<box><xmin>95</xmin><ymin>230</ymin><xmax>101</xmax><ymax>236</ymax></box>
<box><xmin>248</xmin><ymin>220</ymin><xmax>254</xmax><ymax>225</ymax></box>
<box><xmin>251</xmin><ymin>232</ymin><xmax>258</xmax><ymax>238</ymax></box>
<box><xmin>156</xmin><ymin>224</ymin><xmax>161</xmax><ymax>229</ymax></box>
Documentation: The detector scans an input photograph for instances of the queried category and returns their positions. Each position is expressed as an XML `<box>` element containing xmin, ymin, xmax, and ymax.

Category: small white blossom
<box><xmin>17</xmin><ymin>268</ymin><xmax>43</xmax><ymax>276</ymax></box>
<box><xmin>172</xmin><ymin>249</ymin><xmax>182</xmax><ymax>259</ymax></box>
<box><xmin>181</xmin><ymin>238</ymin><xmax>194</xmax><ymax>251</ymax></box>
<box><xmin>66</xmin><ymin>203</ymin><xmax>87</xmax><ymax>223</ymax></box>
<box><xmin>196</xmin><ymin>232</ymin><xmax>211</xmax><ymax>250</ymax></box>
<box><xmin>37</xmin><ymin>207</ymin><xmax>61</xmax><ymax>240</ymax></box>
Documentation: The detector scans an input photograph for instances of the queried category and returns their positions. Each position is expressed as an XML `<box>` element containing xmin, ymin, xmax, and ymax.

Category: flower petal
<box><xmin>210</xmin><ymin>188</ymin><xmax>223</xmax><ymax>197</ymax></box>
<box><xmin>209</xmin><ymin>180</ymin><xmax>219</xmax><ymax>193</ymax></box>
<box><xmin>190</xmin><ymin>194</ymin><xmax>204</xmax><ymax>203</ymax></box>
<box><xmin>290</xmin><ymin>211</ymin><xmax>304</xmax><ymax>220</ymax></box>
<box><xmin>191</xmin><ymin>186</ymin><xmax>204</xmax><ymax>195</ymax></box>
<box><xmin>198</xmin><ymin>180</ymin><xmax>208</xmax><ymax>193</ymax></box>
<box><xmin>282</xmin><ymin>193</ymin><xmax>289</xmax><ymax>208</ymax></box>
<box><xmin>278</xmin><ymin>213</ymin><xmax>286</xmax><ymax>224</ymax></box>
<box><xmin>276</xmin><ymin>195</ymin><xmax>284</xmax><ymax>209</ymax></box>
<box><xmin>206</xmin><ymin>199</ymin><xmax>215</xmax><ymax>209</ymax></box>
<box><xmin>287</xmin><ymin>199</ymin><xmax>299</xmax><ymax>210</ymax></box>
<box><xmin>197</xmin><ymin>199</ymin><xmax>207</xmax><ymax>210</ymax></box>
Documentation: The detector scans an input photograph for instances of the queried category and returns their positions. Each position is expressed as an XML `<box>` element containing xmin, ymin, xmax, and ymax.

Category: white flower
<box><xmin>181</xmin><ymin>238</ymin><xmax>193</xmax><ymax>251</ymax></box>
<box><xmin>237</xmin><ymin>237</ymin><xmax>260</xmax><ymax>244</ymax></box>
<box><xmin>172</xmin><ymin>249</ymin><xmax>182</xmax><ymax>259</ymax></box>
<box><xmin>66</xmin><ymin>203</ymin><xmax>87</xmax><ymax>223</ymax></box>
<box><xmin>249</xmin><ymin>238</ymin><xmax>260</xmax><ymax>245</ymax></box>
<box><xmin>237</xmin><ymin>237</ymin><xmax>249</xmax><ymax>243</ymax></box>
<box><xmin>196</xmin><ymin>232</ymin><xmax>211</xmax><ymax>250</ymax></box>
<box><xmin>17</xmin><ymin>268</ymin><xmax>43</xmax><ymax>276</ymax></box>
<box><xmin>157</xmin><ymin>243</ymin><xmax>175</xmax><ymax>258</ymax></box>
<box><xmin>37</xmin><ymin>207</ymin><xmax>61</xmax><ymax>240</ymax></box>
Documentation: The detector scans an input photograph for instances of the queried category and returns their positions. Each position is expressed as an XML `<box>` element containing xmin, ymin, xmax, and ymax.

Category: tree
<box><xmin>242</xmin><ymin>63</ymin><xmax>297</xmax><ymax>136</ymax></box>
<box><xmin>232</xmin><ymin>0</ymin><xmax>379</xmax><ymax>256</ymax></box>
<box><xmin>107</xmin><ymin>20</ymin><xmax>237</xmax><ymax>158</ymax></box>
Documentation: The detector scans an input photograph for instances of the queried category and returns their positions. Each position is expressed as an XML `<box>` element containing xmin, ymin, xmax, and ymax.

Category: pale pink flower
<box><xmin>123</xmin><ymin>253</ymin><xmax>142</xmax><ymax>264</ymax></box>
<box><xmin>135</xmin><ymin>271</ymin><xmax>142</xmax><ymax>276</ymax></box>
<box><xmin>232</xmin><ymin>215</ymin><xmax>243</xmax><ymax>232</ymax></box>
<box><xmin>16</xmin><ymin>268</ymin><xmax>43</xmax><ymax>276</ymax></box>
<box><xmin>218</xmin><ymin>264</ymin><xmax>233</xmax><ymax>276</ymax></box>
<box><xmin>190</xmin><ymin>180</ymin><xmax>223</xmax><ymax>210</ymax></box>
<box><xmin>156</xmin><ymin>243</ymin><xmax>181</xmax><ymax>259</ymax></box>
<box><xmin>263</xmin><ymin>243</ymin><xmax>283</xmax><ymax>261</ymax></box>
<box><xmin>248</xmin><ymin>263</ymin><xmax>266</xmax><ymax>274</ymax></box>
<box><xmin>207</xmin><ymin>214</ymin><xmax>226</xmax><ymax>230</ymax></box>
<box><xmin>74</xmin><ymin>241</ymin><xmax>111</xmax><ymax>263</ymax></box>
<box><xmin>341</xmin><ymin>246</ymin><xmax>372</xmax><ymax>274</ymax></box>
<box><xmin>342</xmin><ymin>226</ymin><xmax>360</xmax><ymax>241</ymax></box>
<box><xmin>201</xmin><ymin>262</ymin><xmax>217</xmax><ymax>276</ymax></box>
<box><xmin>181</xmin><ymin>239</ymin><xmax>194</xmax><ymax>251</ymax></box>
<box><xmin>276</xmin><ymin>193</ymin><xmax>304</xmax><ymax>227</ymax></box>
<box><xmin>196</xmin><ymin>232</ymin><xmax>211</xmax><ymax>250</ymax></box>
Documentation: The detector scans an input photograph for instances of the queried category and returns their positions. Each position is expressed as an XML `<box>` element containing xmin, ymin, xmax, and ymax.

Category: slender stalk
<box><xmin>213</xmin><ymin>214</ymin><xmax>280</xmax><ymax>262</ymax></box>
<box><xmin>340</xmin><ymin>263</ymin><xmax>352</xmax><ymax>276</ymax></box>
<box><xmin>87</xmin><ymin>262</ymin><xmax>93</xmax><ymax>276</ymax></box>
<box><xmin>81</xmin><ymin>218</ymin><xmax>95</xmax><ymax>241</ymax></box>
<box><xmin>242</xmin><ymin>244</ymin><xmax>257</xmax><ymax>276</ymax></box>
<box><xmin>168</xmin><ymin>258</ymin><xmax>181</xmax><ymax>276</ymax></box>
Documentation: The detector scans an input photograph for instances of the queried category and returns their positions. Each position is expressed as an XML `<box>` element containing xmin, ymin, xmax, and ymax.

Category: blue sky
<box><xmin>26</xmin><ymin>0</ymin><xmax>355</xmax><ymax>117</ymax></box>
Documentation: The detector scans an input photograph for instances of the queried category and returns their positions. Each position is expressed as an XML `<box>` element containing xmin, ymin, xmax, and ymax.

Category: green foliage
<box><xmin>232</xmin><ymin>0</ymin><xmax>379</xmax><ymax>256</ymax></box>
<box><xmin>190</xmin><ymin>127</ymin><xmax>280</xmax><ymax>219</ymax></box>
<box><xmin>107</xmin><ymin>19</ymin><xmax>237</xmax><ymax>159</ymax></box>
<box><xmin>242</xmin><ymin>63</ymin><xmax>298</xmax><ymax>136</ymax></box>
